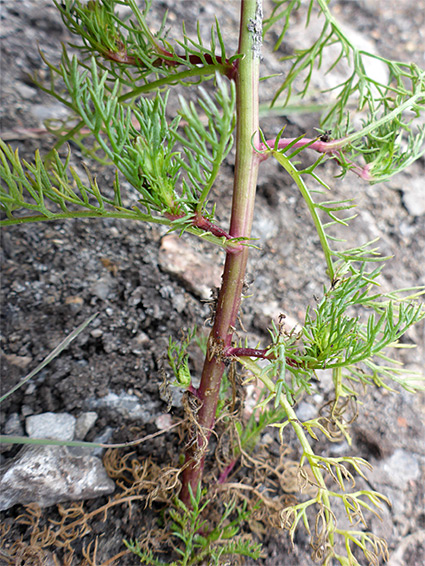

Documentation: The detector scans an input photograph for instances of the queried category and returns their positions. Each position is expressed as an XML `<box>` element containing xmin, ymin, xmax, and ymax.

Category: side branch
<box><xmin>105</xmin><ymin>47</ymin><xmax>238</xmax><ymax>81</ymax></box>
<box><xmin>224</xmin><ymin>347</ymin><xmax>303</xmax><ymax>368</ymax></box>
<box><xmin>165</xmin><ymin>211</ymin><xmax>245</xmax><ymax>253</ymax></box>
<box><xmin>257</xmin><ymin>136</ymin><xmax>373</xmax><ymax>180</ymax></box>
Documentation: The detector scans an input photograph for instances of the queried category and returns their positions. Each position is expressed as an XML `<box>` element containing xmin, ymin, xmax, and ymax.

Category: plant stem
<box><xmin>179</xmin><ymin>0</ymin><xmax>262</xmax><ymax>506</ymax></box>
<box><xmin>272</xmin><ymin>151</ymin><xmax>335</xmax><ymax>280</ymax></box>
<box><xmin>118</xmin><ymin>65</ymin><xmax>227</xmax><ymax>102</ymax></box>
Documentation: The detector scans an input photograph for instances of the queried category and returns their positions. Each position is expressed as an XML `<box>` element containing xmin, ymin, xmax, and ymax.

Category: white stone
<box><xmin>26</xmin><ymin>412</ymin><xmax>76</xmax><ymax>441</ymax></box>
<box><xmin>401</xmin><ymin>176</ymin><xmax>425</xmax><ymax>217</ymax></box>
<box><xmin>74</xmin><ymin>412</ymin><xmax>98</xmax><ymax>440</ymax></box>
<box><xmin>0</xmin><ymin>445</ymin><xmax>115</xmax><ymax>510</ymax></box>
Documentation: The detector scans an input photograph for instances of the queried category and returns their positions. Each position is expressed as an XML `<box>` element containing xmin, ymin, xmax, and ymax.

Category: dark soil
<box><xmin>1</xmin><ymin>1</ymin><xmax>424</xmax><ymax>565</ymax></box>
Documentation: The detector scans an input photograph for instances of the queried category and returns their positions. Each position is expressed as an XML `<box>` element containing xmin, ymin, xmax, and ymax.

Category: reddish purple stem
<box><xmin>224</xmin><ymin>346</ymin><xmax>271</xmax><ymax>359</ymax></box>
<box><xmin>217</xmin><ymin>459</ymin><xmax>237</xmax><ymax>484</ymax></box>
<box><xmin>187</xmin><ymin>383</ymin><xmax>200</xmax><ymax>398</ymax></box>
<box><xmin>256</xmin><ymin>136</ymin><xmax>374</xmax><ymax>181</ymax></box>
<box><xmin>224</xmin><ymin>346</ymin><xmax>303</xmax><ymax>368</ymax></box>
<box><xmin>193</xmin><ymin>213</ymin><xmax>232</xmax><ymax>240</ymax></box>
<box><xmin>105</xmin><ymin>47</ymin><xmax>237</xmax><ymax>80</ymax></box>
<box><xmin>256</xmin><ymin>136</ymin><xmax>345</xmax><ymax>157</ymax></box>
<box><xmin>165</xmin><ymin>211</ymin><xmax>244</xmax><ymax>253</ymax></box>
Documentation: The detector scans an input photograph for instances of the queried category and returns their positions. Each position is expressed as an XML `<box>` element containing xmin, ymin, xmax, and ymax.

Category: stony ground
<box><xmin>1</xmin><ymin>1</ymin><xmax>424</xmax><ymax>565</ymax></box>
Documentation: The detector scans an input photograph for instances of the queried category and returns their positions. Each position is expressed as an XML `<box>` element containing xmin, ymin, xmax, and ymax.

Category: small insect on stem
<box><xmin>319</xmin><ymin>130</ymin><xmax>332</xmax><ymax>142</ymax></box>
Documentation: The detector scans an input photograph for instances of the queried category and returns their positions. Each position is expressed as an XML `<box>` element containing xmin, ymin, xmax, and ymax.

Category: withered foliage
<box><xmin>0</xmin><ymin>410</ymin><xmax>313</xmax><ymax>565</ymax></box>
